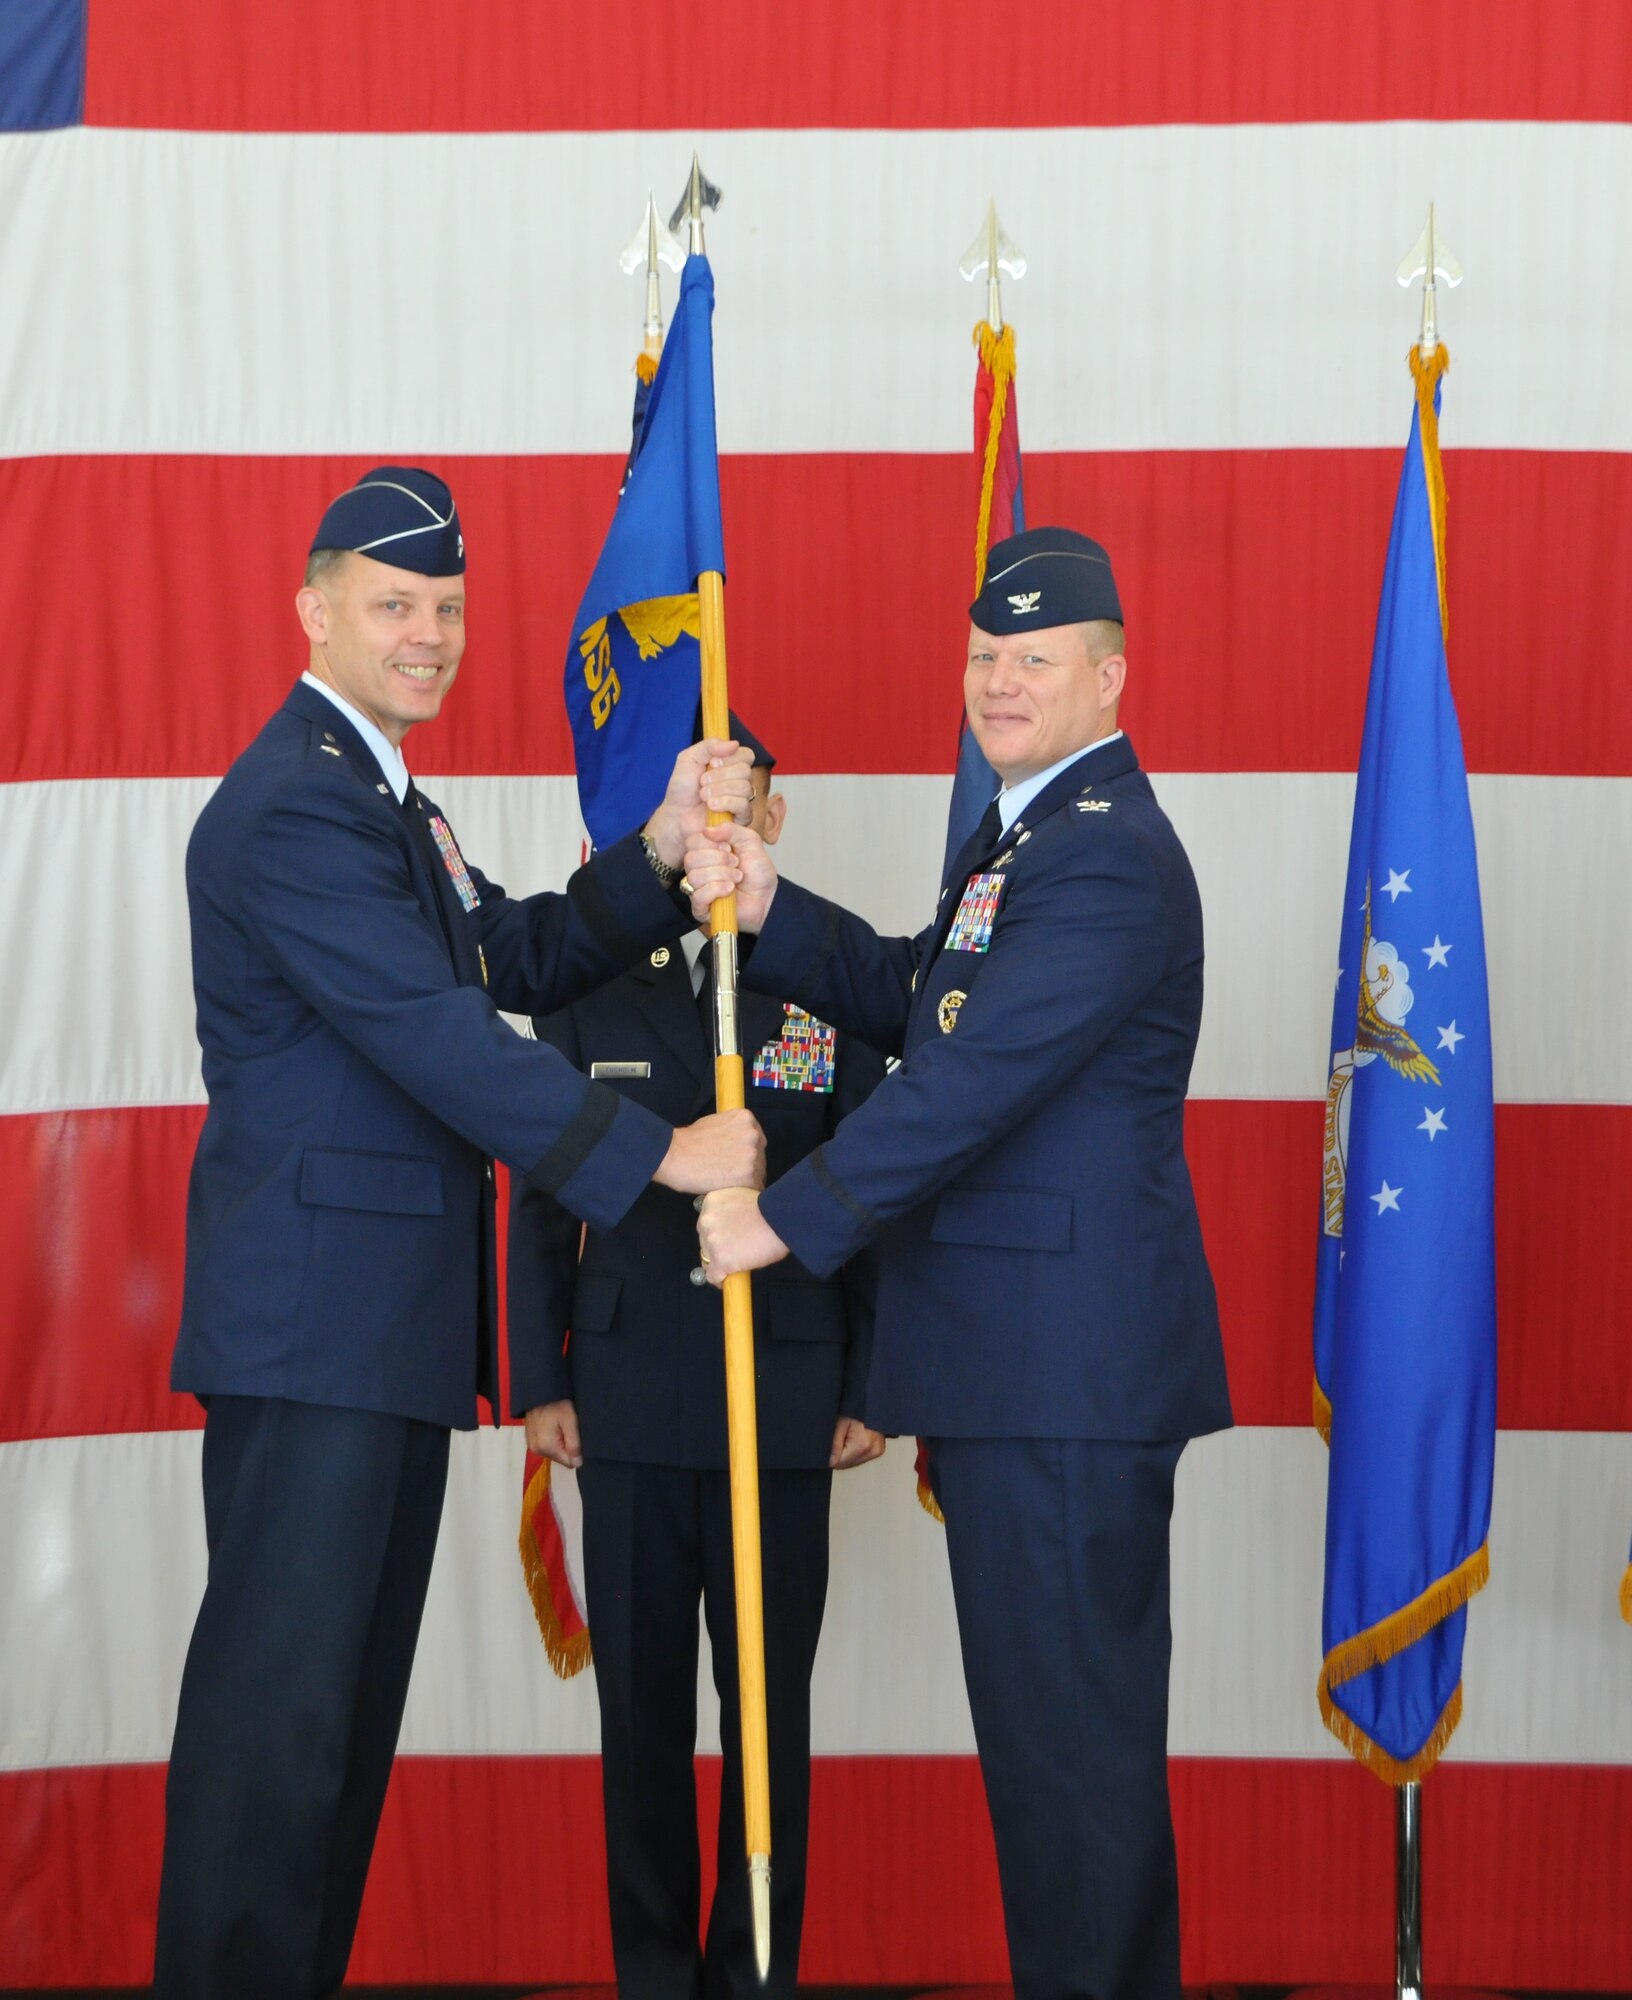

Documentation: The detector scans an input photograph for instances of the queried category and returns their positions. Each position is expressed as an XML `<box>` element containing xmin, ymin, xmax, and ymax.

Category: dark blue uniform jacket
<box><xmin>508</xmin><ymin>953</ymin><xmax>883</xmax><ymax>1469</ymax></box>
<box><xmin>174</xmin><ymin>680</ymin><xmax>687</xmax><ymax>1431</ymax></box>
<box><xmin>752</xmin><ymin>734</ymin><xmax>1233</xmax><ymax>1444</ymax></box>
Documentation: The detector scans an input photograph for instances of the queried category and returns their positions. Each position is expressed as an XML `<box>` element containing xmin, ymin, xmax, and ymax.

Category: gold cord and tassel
<box><xmin>972</xmin><ymin>321</ymin><xmax>1017</xmax><ymax>592</ymax></box>
<box><xmin>518</xmin><ymin>1456</ymin><xmax>593</xmax><ymax>1680</ymax></box>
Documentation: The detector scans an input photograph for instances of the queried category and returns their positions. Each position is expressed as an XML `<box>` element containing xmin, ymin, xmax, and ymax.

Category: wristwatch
<box><xmin>639</xmin><ymin>830</ymin><xmax>681</xmax><ymax>887</ymax></box>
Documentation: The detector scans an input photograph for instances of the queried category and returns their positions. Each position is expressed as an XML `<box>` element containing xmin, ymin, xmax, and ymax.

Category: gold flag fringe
<box><xmin>1313</xmin><ymin>1375</ymin><xmax>1333</xmax><ymax>1447</ymax></box>
<box><xmin>972</xmin><ymin>321</ymin><xmax>1017</xmax><ymax>593</ymax></box>
<box><xmin>1409</xmin><ymin>343</ymin><xmax>1451</xmax><ymax>644</ymax></box>
<box><xmin>1320</xmin><ymin>1677</ymin><xmax>1464</xmax><ymax>1786</ymax></box>
<box><xmin>635</xmin><ymin>349</ymin><xmax>659</xmax><ymax>385</ymax></box>
<box><xmin>1620</xmin><ymin>1563</ymin><xmax>1632</xmax><ymax>1624</ymax></box>
<box><xmin>517</xmin><ymin>1456</ymin><xmax>593</xmax><ymax>1680</ymax></box>
<box><xmin>1317</xmin><ymin>1541</ymin><xmax>1488</xmax><ymax>1781</ymax></box>
<box><xmin>916</xmin><ymin>1476</ymin><xmax>945</xmax><ymax>1524</ymax></box>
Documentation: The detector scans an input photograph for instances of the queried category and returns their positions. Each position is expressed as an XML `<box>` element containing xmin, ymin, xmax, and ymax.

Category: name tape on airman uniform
<box><xmin>591</xmin><ymin>1061</ymin><xmax>652</xmax><ymax>1080</ymax></box>
<box><xmin>751</xmin><ymin>1005</ymin><xmax>836</xmax><ymax>1092</ymax></box>
<box><xmin>427</xmin><ymin>815</ymin><xmax>480</xmax><ymax>912</ymax></box>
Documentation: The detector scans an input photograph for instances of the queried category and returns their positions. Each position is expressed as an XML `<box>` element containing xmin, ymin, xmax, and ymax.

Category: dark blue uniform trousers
<box><xmin>928</xmin><ymin>1436</ymin><xmax>1186</xmax><ymax>2000</ymax></box>
<box><xmin>578</xmin><ymin>1460</ymin><xmax>831</xmax><ymax>2000</ymax></box>
<box><xmin>154</xmin><ymin>1395</ymin><xmax>450</xmax><ymax>2000</ymax></box>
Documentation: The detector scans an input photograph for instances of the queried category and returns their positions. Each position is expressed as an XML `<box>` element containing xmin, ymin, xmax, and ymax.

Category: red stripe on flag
<box><xmin>1189</xmin><ymin>1099</ymin><xmax>1632</xmax><ymax>1432</ymax></box>
<box><xmin>3</xmin><ymin>451</ymin><xmax>1630</xmax><ymax>785</ymax></box>
<box><xmin>6</xmin><ymin>1100</ymin><xmax>1628</xmax><ymax>1443</ymax></box>
<box><xmin>83</xmin><ymin>0</ymin><xmax>1632</xmax><ymax>131</ymax></box>
<box><xmin>0</xmin><ymin>1105</ymin><xmax>204</xmax><ymax>1445</ymax></box>
<box><xmin>5</xmin><ymin>1755</ymin><xmax>1630</xmax><ymax>1987</ymax></box>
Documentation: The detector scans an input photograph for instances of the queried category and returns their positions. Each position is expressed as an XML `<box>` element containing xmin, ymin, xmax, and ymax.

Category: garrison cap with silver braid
<box><xmin>971</xmin><ymin>525</ymin><xmax>1122</xmax><ymax>635</ymax></box>
<box><xmin>310</xmin><ymin>465</ymin><xmax>465</xmax><ymax>575</ymax></box>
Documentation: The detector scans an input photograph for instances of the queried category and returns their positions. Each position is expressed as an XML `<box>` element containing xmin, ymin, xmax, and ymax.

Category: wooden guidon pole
<box><xmin>698</xmin><ymin>566</ymin><xmax>773</xmax><ymax>1980</ymax></box>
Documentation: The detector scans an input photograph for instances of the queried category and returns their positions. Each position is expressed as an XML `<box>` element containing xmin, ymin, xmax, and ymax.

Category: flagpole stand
<box><xmin>1286</xmin><ymin>1777</ymin><xmax>1507</xmax><ymax>2000</ymax></box>
<box><xmin>1396</xmin><ymin>1781</ymin><xmax>1423</xmax><ymax>2000</ymax></box>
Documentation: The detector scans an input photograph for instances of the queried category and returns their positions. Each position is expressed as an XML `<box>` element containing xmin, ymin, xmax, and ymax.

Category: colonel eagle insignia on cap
<box><xmin>972</xmin><ymin>526</ymin><xmax>1123</xmax><ymax>636</ymax></box>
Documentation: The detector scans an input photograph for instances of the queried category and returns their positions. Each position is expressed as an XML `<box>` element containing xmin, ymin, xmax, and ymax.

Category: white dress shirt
<box><xmin>996</xmin><ymin>730</ymin><xmax>1125</xmax><ymax>834</ymax></box>
<box><xmin>301</xmin><ymin>670</ymin><xmax>411</xmax><ymax>803</ymax></box>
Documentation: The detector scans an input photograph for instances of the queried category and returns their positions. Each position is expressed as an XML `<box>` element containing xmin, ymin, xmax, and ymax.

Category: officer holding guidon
<box><xmin>156</xmin><ymin>467</ymin><xmax>763</xmax><ymax>2000</ymax></box>
<box><xmin>510</xmin><ymin>713</ymin><xmax>885</xmax><ymax>1998</ymax></box>
<box><xmin>686</xmin><ymin>527</ymin><xmax>1233</xmax><ymax>2000</ymax></box>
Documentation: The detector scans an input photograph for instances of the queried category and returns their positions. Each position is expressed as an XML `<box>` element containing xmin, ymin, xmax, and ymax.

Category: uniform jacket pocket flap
<box><xmin>929</xmin><ymin>1186</ymin><xmax>1073</xmax><ymax>1252</ymax></box>
<box><xmin>761</xmin><ymin>1270</ymin><xmax>847</xmax><ymax>1342</ymax></box>
<box><xmin>571</xmin><ymin>1271</ymin><xmax>624</xmax><ymax>1334</ymax></box>
<box><xmin>299</xmin><ymin>1147</ymin><xmax>444</xmax><ymax>1216</ymax></box>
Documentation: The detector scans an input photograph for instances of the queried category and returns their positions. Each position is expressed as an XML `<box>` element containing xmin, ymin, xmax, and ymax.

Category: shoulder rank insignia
<box><xmin>319</xmin><ymin>744</ymin><xmax>343</xmax><ymax>757</ymax></box>
<box><xmin>1075</xmin><ymin>798</ymin><xmax>1112</xmax><ymax>814</ymax></box>
<box><xmin>427</xmin><ymin>815</ymin><xmax>480</xmax><ymax>911</ymax></box>
<box><xmin>937</xmin><ymin>989</ymin><xmax>967</xmax><ymax>1034</ymax></box>
<box><xmin>945</xmin><ymin>871</ymin><xmax>1006</xmax><ymax>952</ymax></box>
<box><xmin>752</xmin><ymin>1005</ymin><xmax>836</xmax><ymax>1093</ymax></box>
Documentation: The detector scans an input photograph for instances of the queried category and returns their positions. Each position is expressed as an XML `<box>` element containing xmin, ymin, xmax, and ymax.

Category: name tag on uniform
<box><xmin>427</xmin><ymin>815</ymin><xmax>480</xmax><ymax>913</ymax></box>
<box><xmin>752</xmin><ymin>1006</ymin><xmax>836</xmax><ymax>1093</ymax></box>
<box><xmin>590</xmin><ymin>1061</ymin><xmax>651</xmax><ymax>1080</ymax></box>
<box><xmin>945</xmin><ymin>871</ymin><xmax>1006</xmax><ymax>952</ymax></box>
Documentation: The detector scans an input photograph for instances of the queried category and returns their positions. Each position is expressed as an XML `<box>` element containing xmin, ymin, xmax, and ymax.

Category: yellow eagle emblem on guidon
<box><xmin>1321</xmin><ymin>880</ymin><xmax>1441</xmax><ymax>1240</ymax></box>
<box><xmin>577</xmin><ymin>595</ymin><xmax>701</xmax><ymax>731</ymax></box>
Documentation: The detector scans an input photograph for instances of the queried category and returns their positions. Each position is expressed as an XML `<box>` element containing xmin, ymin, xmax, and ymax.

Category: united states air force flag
<box><xmin>565</xmin><ymin>254</ymin><xmax>725</xmax><ymax>847</ymax></box>
<box><xmin>1313</xmin><ymin>345</ymin><xmax>1496</xmax><ymax>1783</ymax></box>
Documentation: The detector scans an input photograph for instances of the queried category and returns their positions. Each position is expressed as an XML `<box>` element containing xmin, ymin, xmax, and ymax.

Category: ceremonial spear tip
<box><xmin>959</xmin><ymin>197</ymin><xmax>1026</xmax><ymax>333</ymax></box>
<box><xmin>1397</xmin><ymin>201</ymin><xmax>1462</xmax><ymax>356</ymax></box>
<box><xmin>620</xmin><ymin>189</ymin><xmax>685</xmax><ymax>350</ymax></box>
<box><xmin>669</xmin><ymin>151</ymin><xmax>723</xmax><ymax>255</ymax></box>
<box><xmin>750</xmin><ymin>1854</ymin><xmax>771</xmax><ymax>1983</ymax></box>
<box><xmin>618</xmin><ymin>189</ymin><xmax>685</xmax><ymax>279</ymax></box>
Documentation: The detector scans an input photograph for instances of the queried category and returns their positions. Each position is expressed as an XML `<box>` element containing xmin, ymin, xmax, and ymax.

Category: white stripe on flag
<box><xmin>4</xmin><ymin>772</ymin><xmax>1628</xmax><ymax>1115</ymax></box>
<box><xmin>4</xmin><ymin>1426</ymin><xmax>1629</xmax><ymax>1771</ymax></box>
<box><xmin>0</xmin><ymin>123</ymin><xmax>1629</xmax><ymax>456</ymax></box>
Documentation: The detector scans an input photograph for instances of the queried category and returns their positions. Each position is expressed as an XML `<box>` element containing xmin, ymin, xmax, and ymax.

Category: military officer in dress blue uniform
<box><xmin>509</xmin><ymin>716</ymin><xmax>885</xmax><ymax>1999</ymax></box>
<box><xmin>154</xmin><ymin>467</ymin><xmax>765</xmax><ymax>2000</ymax></box>
<box><xmin>687</xmin><ymin>529</ymin><xmax>1233</xmax><ymax>2000</ymax></box>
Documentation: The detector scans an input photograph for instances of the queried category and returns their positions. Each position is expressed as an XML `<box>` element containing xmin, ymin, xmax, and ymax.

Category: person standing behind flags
<box><xmin>154</xmin><ymin>466</ymin><xmax>765</xmax><ymax>2000</ymax></box>
<box><xmin>687</xmin><ymin>527</ymin><xmax>1233</xmax><ymax>2000</ymax></box>
<box><xmin>509</xmin><ymin>714</ymin><xmax>886</xmax><ymax>1998</ymax></box>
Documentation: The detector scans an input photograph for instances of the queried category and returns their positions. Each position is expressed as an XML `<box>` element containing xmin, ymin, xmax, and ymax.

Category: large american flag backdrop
<box><xmin>2</xmin><ymin>1</ymin><xmax>1629</xmax><ymax>1986</ymax></box>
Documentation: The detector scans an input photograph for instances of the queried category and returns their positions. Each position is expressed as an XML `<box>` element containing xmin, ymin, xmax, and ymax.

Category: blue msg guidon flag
<box><xmin>565</xmin><ymin>253</ymin><xmax>725</xmax><ymax>847</ymax></box>
<box><xmin>1313</xmin><ymin>343</ymin><xmax>1497</xmax><ymax>1783</ymax></box>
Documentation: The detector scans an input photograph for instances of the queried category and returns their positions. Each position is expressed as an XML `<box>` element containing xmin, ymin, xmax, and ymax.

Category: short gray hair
<box><xmin>1081</xmin><ymin>619</ymin><xmax>1125</xmax><ymax>663</ymax></box>
<box><xmin>303</xmin><ymin>547</ymin><xmax>351</xmax><ymax>587</ymax></box>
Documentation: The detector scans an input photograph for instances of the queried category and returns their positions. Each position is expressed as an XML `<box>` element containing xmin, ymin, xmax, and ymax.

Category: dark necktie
<box><xmin>973</xmin><ymin>795</ymin><xmax>1004</xmax><ymax>857</ymax></box>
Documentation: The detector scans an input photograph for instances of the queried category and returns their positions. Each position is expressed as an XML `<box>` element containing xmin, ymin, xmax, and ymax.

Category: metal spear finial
<box><xmin>1397</xmin><ymin>202</ymin><xmax>1463</xmax><ymax>356</ymax></box>
<box><xmin>669</xmin><ymin>151</ymin><xmax>723</xmax><ymax>256</ymax></box>
<box><xmin>620</xmin><ymin>190</ymin><xmax>686</xmax><ymax>354</ymax></box>
<box><xmin>960</xmin><ymin>198</ymin><xmax>1026</xmax><ymax>333</ymax></box>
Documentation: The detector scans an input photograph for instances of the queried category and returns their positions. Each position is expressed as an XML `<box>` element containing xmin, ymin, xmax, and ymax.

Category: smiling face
<box><xmin>296</xmin><ymin>552</ymin><xmax>467</xmax><ymax>746</ymax></box>
<box><xmin>964</xmin><ymin>619</ymin><xmax>1127</xmax><ymax>783</ymax></box>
